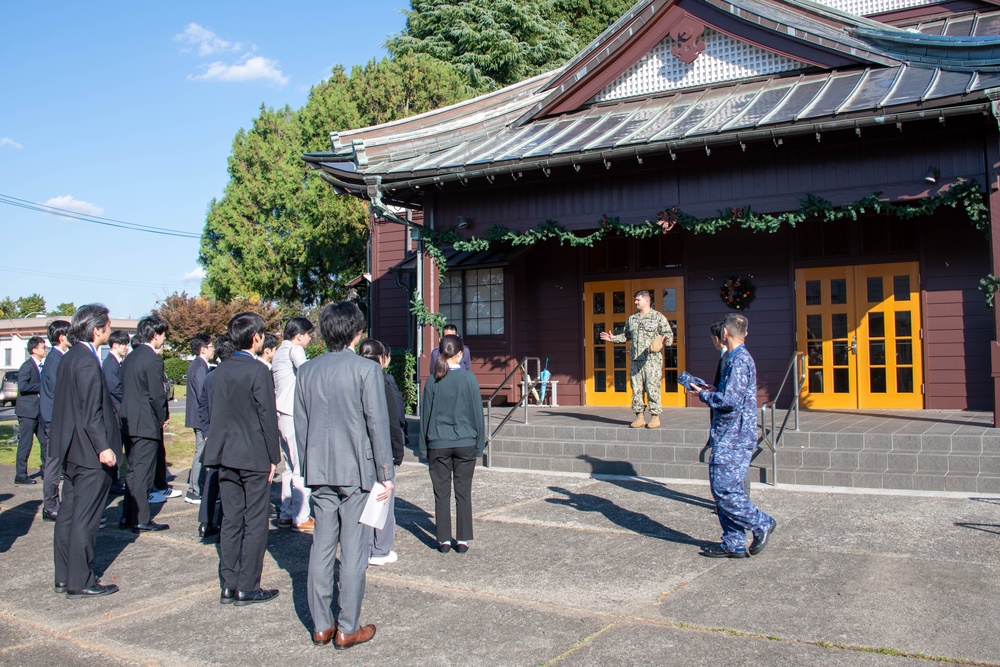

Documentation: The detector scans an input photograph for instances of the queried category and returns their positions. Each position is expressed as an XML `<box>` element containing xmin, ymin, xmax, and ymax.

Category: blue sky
<box><xmin>0</xmin><ymin>2</ymin><xmax>408</xmax><ymax>319</ymax></box>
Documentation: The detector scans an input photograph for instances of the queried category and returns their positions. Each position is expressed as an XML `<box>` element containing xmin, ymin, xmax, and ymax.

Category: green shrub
<box><xmin>387</xmin><ymin>348</ymin><xmax>417</xmax><ymax>414</ymax></box>
<box><xmin>163</xmin><ymin>357</ymin><xmax>189</xmax><ymax>384</ymax></box>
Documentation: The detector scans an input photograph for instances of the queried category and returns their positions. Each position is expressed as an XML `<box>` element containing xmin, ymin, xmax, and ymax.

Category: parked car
<box><xmin>0</xmin><ymin>370</ymin><xmax>18</xmax><ymax>407</ymax></box>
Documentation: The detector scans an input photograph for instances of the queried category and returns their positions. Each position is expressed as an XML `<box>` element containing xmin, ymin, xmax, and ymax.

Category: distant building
<box><xmin>1</xmin><ymin>317</ymin><xmax>140</xmax><ymax>370</ymax></box>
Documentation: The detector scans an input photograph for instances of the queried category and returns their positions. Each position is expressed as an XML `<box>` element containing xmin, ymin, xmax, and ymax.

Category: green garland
<box><xmin>411</xmin><ymin>179</ymin><xmax>990</xmax><ymax>322</ymax></box>
<box><xmin>409</xmin><ymin>297</ymin><xmax>446</xmax><ymax>335</ymax></box>
<box><xmin>980</xmin><ymin>274</ymin><xmax>1000</xmax><ymax>310</ymax></box>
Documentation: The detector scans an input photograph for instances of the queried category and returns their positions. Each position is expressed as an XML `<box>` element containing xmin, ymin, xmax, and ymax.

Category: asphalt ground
<box><xmin>0</xmin><ymin>461</ymin><xmax>998</xmax><ymax>666</ymax></box>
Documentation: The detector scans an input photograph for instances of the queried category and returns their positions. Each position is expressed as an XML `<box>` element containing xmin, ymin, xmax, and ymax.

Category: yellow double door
<box><xmin>796</xmin><ymin>262</ymin><xmax>923</xmax><ymax>409</ymax></box>
<box><xmin>584</xmin><ymin>278</ymin><xmax>685</xmax><ymax>407</ymax></box>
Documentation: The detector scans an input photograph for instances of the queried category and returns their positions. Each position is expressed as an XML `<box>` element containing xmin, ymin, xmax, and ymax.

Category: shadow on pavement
<box><xmin>0</xmin><ymin>498</ymin><xmax>41</xmax><ymax>553</ymax></box>
<box><xmin>395</xmin><ymin>497</ymin><xmax>437</xmax><ymax>551</ymax></box>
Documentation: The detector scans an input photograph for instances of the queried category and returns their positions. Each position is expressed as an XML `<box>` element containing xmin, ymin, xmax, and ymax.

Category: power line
<box><xmin>0</xmin><ymin>193</ymin><xmax>202</xmax><ymax>239</ymax></box>
<box><xmin>0</xmin><ymin>264</ymin><xmax>190</xmax><ymax>290</ymax></box>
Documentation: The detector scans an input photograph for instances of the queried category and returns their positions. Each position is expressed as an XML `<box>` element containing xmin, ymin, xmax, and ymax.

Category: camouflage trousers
<box><xmin>709</xmin><ymin>446</ymin><xmax>773</xmax><ymax>552</ymax></box>
<box><xmin>630</xmin><ymin>357</ymin><xmax>663</xmax><ymax>415</ymax></box>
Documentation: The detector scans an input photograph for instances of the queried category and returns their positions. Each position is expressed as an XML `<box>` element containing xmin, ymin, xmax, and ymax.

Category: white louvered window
<box><xmin>594</xmin><ymin>29</ymin><xmax>808</xmax><ymax>101</ymax></box>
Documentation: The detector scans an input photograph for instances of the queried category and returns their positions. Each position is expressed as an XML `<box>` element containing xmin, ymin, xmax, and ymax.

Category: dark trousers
<box><xmin>41</xmin><ymin>423</ymin><xmax>61</xmax><ymax>514</ymax></box>
<box><xmin>15</xmin><ymin>415</ymin><xmax>46</xmax><ymax>479</ymax></box>
<box><xmin>428</xmin><ymin>446</ymin><xmax>477</xmax><ymax>543</ymax></box>
<box><xmin>122</xmin><ymin>436</ymin><xmax>158</xmax><ymax>526</ymax></box>
<box><xmin>53</xmin><ymin>461</ymin><xmax>112</xmax><ymax>591</ymax></box>
<box><xmin>218</xmin><ymin>467</ymin><xmax>270</xmax><ymax>592</ymax></box>
<box><xmin>154</xmin><ymin>439</ymin><xmax>168</xmax><ymax>490</ymax></box>
<box><xmin>198</xmin><ymin>466</ymin><xmax>223</xmax><ymax>526</ymax></box>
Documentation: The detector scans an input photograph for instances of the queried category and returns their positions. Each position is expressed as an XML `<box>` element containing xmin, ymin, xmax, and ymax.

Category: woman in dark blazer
<box><xmin>419</xmin><ymin>334</ymin><xmax>484</xmax><ymax>553</ymax></box>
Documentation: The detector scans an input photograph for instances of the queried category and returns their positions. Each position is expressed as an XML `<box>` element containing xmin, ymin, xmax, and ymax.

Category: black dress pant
<box><xmin>41</xmin><ymin>423</ymin><xmax>61</xmax><ymax>514</ymax></box>
<box><xmin>198</xmin><ymin>466</ymin><xmax>223</xmax><ymax>526</ymax></box>
<box><xmin>15</xmin><ymin>415</ymin><xmax>46</xmax><ymax>479</ymax></box>
<box><xmin>122</xmin><ymin>436</ymin><xmax>158</xmax><ymax>526</ymax></box>
<box><xmin>153</xmin><ymin>438</ymin><xmax>168</xmax><ymax>490</ymax></box>
<box><xmin>218</xmin><ymin>467</ymin><xmax>270</xmax><ymax>592</ymax></box>
<box><xmin>54</xmin><ymin>461</ymin><xmax>112</xmax><ymax>591</ymax></box>
<box><xmin>428</xmin><ymin>446</ymin><xmax>477</xmax><ymax>543</ymax></box>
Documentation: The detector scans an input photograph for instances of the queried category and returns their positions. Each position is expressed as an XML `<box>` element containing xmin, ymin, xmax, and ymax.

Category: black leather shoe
<box><xmin>108</xmin><ymin>481</ymin><xmax>127</xmax><ymax>495</ymax></box>
<box><xmin>67</xmin><ymin>583</ymin><xmax>119</xmax><ymax>599</ymax></box>
<box><xmin>14</xmin><ymin>476</ymin><xmax>37</xmax><ymax>485</ymax></box>
<box><xmin>42</xmin><ymin>510</ymin><xmax>58</xmax><ymax>522</ymax></box>
<box><xmin>132</xmin><ymin>522</ymin><xmax>169</xmax><ymax>533</ymax></box>
<box><xmin>455</xmin><ymin>542</ymin><xmax>469</xmax><ymax>554</ymax></box>
<box><xmin>234</xmin><ymin>588</ymin><xmax>279</xmax><ymax>606</ymax></box>
<box><xmin>749</xmin><ymin>519</ymin><xmax>777</xmax><ymax>556</ymax></box>
<box><xmin>54</xmin><ymin>582</ymin><xmax>67</xmax><ymax>594</ymax></box>
<box><xmin>199</xmin><ymin>523</ymin><xmax>219</xmax><ymax>538</ymax></box>
<box><xmin>700</xmin><ymin>544</ymin><xmax>748</xmax><ymax>559</ymax></box>
<box><xmin>220</xmin><ymin>587</ymin><xmax>236</xmax><ymax>604</ymax></box>
<box><xmin>438</xmin><ymin>542</ymin><xmax>452</xmax><ymax>553</ymax></box>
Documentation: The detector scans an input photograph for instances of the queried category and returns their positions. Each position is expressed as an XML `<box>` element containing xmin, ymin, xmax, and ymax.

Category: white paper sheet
<box><xmin>359</xmin><ymin>482</ymin><xmax>389</xmax><ymax>529</ymax></box>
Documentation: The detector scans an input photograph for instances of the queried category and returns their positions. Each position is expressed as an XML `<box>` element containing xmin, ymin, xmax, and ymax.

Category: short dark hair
<box><xmin>262</xmin><ymin>333</ymin><xmax>279</xmax><ymax>352</ymax></box>
<box><xmin>283</xmin><ymin>317</ymin><xmax>314</xmax><ymax>340</ymax></box>
<box><xmin>214</xmin><ymin>334</ymin><xmax>236</xmax><ymax>361</ymax></box>
<box><xmin>319</xmin><ymin>302</ymin><xmax>365</xmax><ymax>351</ymax></box>
<box><xmin>190</xmin><ymin>333</ymin><xmax>212</xmax><ymax>356</ymax></box>
<box><xmin>108</xmin><ymin>330</ymin><xmax>130</xmax><ymax>348</ymax></box>
<box><xmin>710</xmin><ymin>320</ymin><xmax>725</xmax><ymax>340</ymax></box>
<box><xmin>27</xmin><ymin>336</ymin><xmax>46</xmax><ymax>354</ymax></box>
<box><xmin>70</xmin><ymin>303</ymin><xmax>111</xmax><ymax>345</ymax></box>
<box><xmin>47</xmin><ymin>320</ymin><xmax>71</xmax><ymax>346</ymax></box>
<box><xmin>443</xmin><ymin>324</ymin><xmax>458</xmax><ymax>335</ymax></box>
<box><xmin>723</xmin><ymin>313</ymin><xmax>748</xmax><ymax>338</ymax></box>
<box><xmin>358</xmin><ymin>338</ymin><xmax>385</xmax><ymax>362</ymax></box>
<box><xmin>135</xmin><ymin>314</ymin><xmax>168</xmax><ymax>344</ymax></box>
<box><xmin>228</xmin><ymin>312</ymin><xmax>266</xmax><ymax>351</ymax></box>
<box><xmin>634</xmin><ymin>289</ymin><xmax>652</xmax><ymax>302</ymax></box>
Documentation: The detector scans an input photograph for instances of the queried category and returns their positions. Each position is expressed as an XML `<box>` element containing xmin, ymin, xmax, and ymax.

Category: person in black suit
<box><xmin>197</xmin><ymin>334</ymin><xmax>232</xmax><ymax>539</ymax></box>
<box><xmin>39</xmin><ymin>320</ymin><xmax>71</xmax><ymax>519</ymax></box>
<box><xmin>14</xmin><ymin>335</ymin><xmax>48</xmax><ymax>485</ymax></box>
<box><xmin>120</xmin><ymin>315</ymin><xmax>170</xmax><ymax>533</ymax></box>
<box><xmin>203</xmin><ymin>312</ymin><xmax>281</xmax><ymax>606</ymax></box>
<box><xmin>51</xmin><ymin>304</ymin><xmax>122</xmax><ymax>598</ymax></box>
<box><xmin>184</xmin><ymin>333</ymin><xmax>214</xmax><ymax>504</ymax></box>
<box><xmin>102</xmin><ymin>330</ymin><xmax>130</xmax><ymax>496</ymax></box>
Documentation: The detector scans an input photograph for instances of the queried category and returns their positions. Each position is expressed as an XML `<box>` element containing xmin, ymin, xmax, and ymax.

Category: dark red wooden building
<box><xmin>307</xmin><ymin>0</ymin><xmax>1000</xmax><ymax>422</ymax></box>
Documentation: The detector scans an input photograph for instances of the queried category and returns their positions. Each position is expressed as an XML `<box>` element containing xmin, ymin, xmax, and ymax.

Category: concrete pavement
<box><xmin>0</xmin><ymin>463</ymin><xmax>998</xmax><ymax>666</ymax></box>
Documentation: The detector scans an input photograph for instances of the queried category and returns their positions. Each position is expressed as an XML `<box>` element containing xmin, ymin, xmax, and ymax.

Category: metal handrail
<box><xmin>484</xmin><ymin>356</ymin><xmax>541</xmax><ymax>468</ymax></box>
<box><xmin>758</xmin><ymin>351</ymin><xmax>806</xmax><ymax>486</ymax></box>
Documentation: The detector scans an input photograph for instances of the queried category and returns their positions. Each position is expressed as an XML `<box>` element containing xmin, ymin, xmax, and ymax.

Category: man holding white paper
<box><xmin>294</xmin><ymin>302</ymin><xmax>394</xmax><ymax>650</ymax></box>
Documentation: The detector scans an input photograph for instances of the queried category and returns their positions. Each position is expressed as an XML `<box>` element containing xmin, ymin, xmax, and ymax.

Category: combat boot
<box><xmin>630</xmin><ymin>413</ymin><xmax>646</xmax><ymax>428</ymax></box>
<box><xmin>647</xmin><ymin>415</ymin><xmax>661</xmax><ymax>429</ymax></box>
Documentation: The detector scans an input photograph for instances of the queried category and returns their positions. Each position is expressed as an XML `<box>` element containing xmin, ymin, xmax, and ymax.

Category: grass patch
<box><xmin>0</xmin><ymin>421</ymin><xmax>42</xmax><ymax>468</ymax></box>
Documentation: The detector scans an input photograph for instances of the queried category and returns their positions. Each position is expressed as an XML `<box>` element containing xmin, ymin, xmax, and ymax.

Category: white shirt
<box><xmin>272</xmin><ymin>340</ymin><xmax>307</xmax><ymax>415</ymax></box>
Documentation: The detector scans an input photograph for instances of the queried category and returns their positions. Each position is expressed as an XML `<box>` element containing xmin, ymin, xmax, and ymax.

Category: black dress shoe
<box><xmin>14</xmin><ymin>476</ymin><xmax>37</xmax><ymax>485</ymax></box>
<box><xmin>67</xmin><ymin>583</ymin><xmax>119</xmax><ymax>599</ymax></box>
<box><xmin>108</xmin><ymin>481</ymin><xmax>127</xmax><ymax>495</ymax></box>
<box><xmin>438</xmin><ymin>542</ymin><xmax>452</xmax><ymax>553</ymax></box>
<box><xmin>220</xmin><ymin>587</ymin><xmax>236</xmax><ymax>605</ymax></box>
<box><xmin>54</xmin><ymin>582</ymin><xmax>67</xmax><ymax>594</ymax></box>
<box><xmin>234</xmin><ymin>588</ymin><xmax>279</xmax><ymax>606</ymax></box>
<box><xmin>42</xmin><ymin>510</ymin><xmax>58</xmax><ymax>522</ymax></box>
<box><xmin>700</xmin><ymin>544</ymin><xmax>748</xmax><ymax>559</ymax></box>
<box><xmin>199</xmin><ymin>523</ymin><xmax>219</xmax><ymax>538</ymax></box>
<box><xmin>132</xmin><ymin>522</ymin><xmax>169</xmax><ymax>533</ymax></box>
<box><xmin>749</xmin><ymin>519</ymin><xmax>777</xmax><ymax>556</ymax></box>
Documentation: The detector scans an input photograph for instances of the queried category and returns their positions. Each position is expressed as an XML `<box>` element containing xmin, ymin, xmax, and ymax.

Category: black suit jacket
<box><xmin>15</xmin><ymin>357</ymin><xmax>41</xmax><ymax>418</ymax></box>
<box><xmin>203</xmin><ymin>353</ymin><xmax>280</xmax><ymax>472</ymax></box>
<box><xmin>184</xmin><ymin>356</ymin><xmax>208</xmax><ymax>429</ymax></box>
<box><xmin>40</xmin><ymin>348</ymin><xmax>63</xmax><ymax>424</ymax></box>
<box><xmin>102</xmin><ymin>353</ymin><xmax>123</xmax><ymax>414</ymax></box>
<box><xmin>120</xmin><ymin>345</ymin><xmax>168</xmax><ymax>440</ymax></box>
<box><xmin>51</xmin><ymin>343</ymin><xmax>123</xmax><ymax>468</ymax></box>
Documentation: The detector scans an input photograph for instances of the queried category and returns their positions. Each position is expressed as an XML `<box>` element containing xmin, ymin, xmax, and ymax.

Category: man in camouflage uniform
<box><xmin>694</xmin><ymin>313</ymin><xmax>776</xmax><ymax>558</ymax></box>
<box><xmin>599</xmin><ymin>290</ymin><xmax>674</xmax><ymax>429</ymax></box>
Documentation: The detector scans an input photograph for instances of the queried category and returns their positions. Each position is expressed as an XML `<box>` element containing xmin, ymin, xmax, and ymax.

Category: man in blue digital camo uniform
<box><xmin>599</xmin><ymin>290</ymin><xmax>674</xmax><ymax>429</ymax></box>
<box><xmin>694</xmin><ymin>313</ymin><xmax>776</xmax><ymax>558</ymax></box>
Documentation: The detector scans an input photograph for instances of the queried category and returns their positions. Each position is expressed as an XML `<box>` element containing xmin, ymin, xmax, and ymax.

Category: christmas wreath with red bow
<box><xmin>721</xmin><ymin>276</ymin><xmax>756</xmax><ymax>310</ymax></box>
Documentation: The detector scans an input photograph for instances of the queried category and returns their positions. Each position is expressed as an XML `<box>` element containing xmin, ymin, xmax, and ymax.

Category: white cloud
<box><xmin>190</xmin><ymin>55</ymin><xmax>288</xmax><ymax>85</ymax></box>
<box><xmin>0</xmin><ymin>137</ymin><xmax>23</xmax><ymax>149</ymax></box>
<box><xmin>42</xmin><ymin>195</ymin><xmax>104</xmax><ymax>216</ymax></box>
<box><xmin>181</xmin><ymin>267</ymin><xmax>206</xmax><ymax>282</ymax></box>
<box><xmin>174</xmin><ymin>23</ymin><xmax>241</xmax><ymax>56</ymax></box>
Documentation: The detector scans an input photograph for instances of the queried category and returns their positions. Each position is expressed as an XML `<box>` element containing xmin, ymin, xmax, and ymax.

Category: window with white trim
<box><xmin>439</xmin><ymin>267</ymin><xmax>505</xmax><ymax>336</ymax></box>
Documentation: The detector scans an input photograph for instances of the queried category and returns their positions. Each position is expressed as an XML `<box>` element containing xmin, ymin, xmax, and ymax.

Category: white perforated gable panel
<box><xmin>594</xmin><ymin>29</ymin><xmax>808</xmax><ymax>102</ymax></box>
<box><xmin>809</xmin><ymin>0</ymin><xmax>942</xmax><ymax>15</ymax></box>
